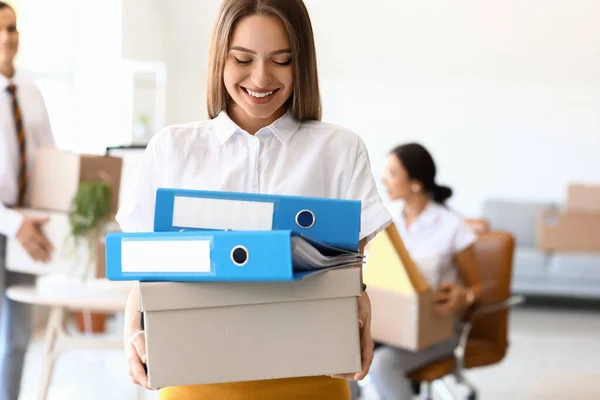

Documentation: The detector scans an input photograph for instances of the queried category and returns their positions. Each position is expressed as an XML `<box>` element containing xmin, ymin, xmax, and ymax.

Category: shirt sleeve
<box><xmin>0</xmin><ymin>203</ymin><xmax>24</xmax><ymax>237</ymax></box>
<box><xmin>35</xmin><ymin>87</ymin><xmax>55</xmax><ymax>148</ymax></box>
<box><xmin>345</xmin><ymin>135</ymin><xmax>392</xmax><ymax>244</ymax></box>
<box><xmin>453</xmin><ymin>219</ymin><xmax>478</xmax><ymax>253</ymax></box>
<box><xmin>115</xmin><ymin>130</ymin><xmax>168</xmax><ymax>233</ymax></box>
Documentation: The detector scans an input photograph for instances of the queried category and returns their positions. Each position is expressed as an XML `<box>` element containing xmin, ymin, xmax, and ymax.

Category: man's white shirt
<box><xmin>0</xmin><ymin>71</ymin><xmax>54</xmax><ymax>236</ymax></box>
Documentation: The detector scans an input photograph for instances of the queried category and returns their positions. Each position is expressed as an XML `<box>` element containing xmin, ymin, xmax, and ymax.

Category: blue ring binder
<box><xmin>153</xmin><ymin>189</ymin><xmax>360</xmax><ymax>251</ymax></box>
<box><xmin>295</xmin><ymin>209</ymin><xmax>315</xmax><ymax>229</ymax></box>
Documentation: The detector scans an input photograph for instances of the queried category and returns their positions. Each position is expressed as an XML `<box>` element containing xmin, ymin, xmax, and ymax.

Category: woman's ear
<box><xmin>410</xmin><ymin>181</ymin><xmax>422</xmax><ymax>193</ymax></box>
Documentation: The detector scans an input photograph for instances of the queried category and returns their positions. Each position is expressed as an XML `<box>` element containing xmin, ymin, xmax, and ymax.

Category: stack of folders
<box><xmin>105</xmin><ymin>188</ymin><xmax>364</xmax><ymax>282</ymax></box>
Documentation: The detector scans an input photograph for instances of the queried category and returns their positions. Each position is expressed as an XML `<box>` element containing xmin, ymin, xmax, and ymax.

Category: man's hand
<box><xmin>16</xmin><ymin>215</ymin><xmax>54</xmax><ymax>262</ymax></box>
<box><xmin>330</xmin><ymin>291</ymin><xmax>374</xmax><ymax>381</ymax></box>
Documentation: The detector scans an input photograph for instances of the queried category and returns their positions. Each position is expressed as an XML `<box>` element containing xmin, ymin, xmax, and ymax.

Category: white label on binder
<box><xmin>172</xmin><ymin>196</ymin><xmax>274</xmax><ymax>231</ymax></box>
<box><xmin>121</xmin><ymin>239</ymin><xmax>212</xmax><ymax>273</ymax></box>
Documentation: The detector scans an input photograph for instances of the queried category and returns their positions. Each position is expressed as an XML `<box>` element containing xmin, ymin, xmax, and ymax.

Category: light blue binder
<box><xmin>153</xmin><ymin>188</ymin><xmax>361</xmax><ymax>251</ymax></box>
<box><xmin>105</xmin><ymin>230</ymin><xmax>362</xmax><ymax>282</ymax></box>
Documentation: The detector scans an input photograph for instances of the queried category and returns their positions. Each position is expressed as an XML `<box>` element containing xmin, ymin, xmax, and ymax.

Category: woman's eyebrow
<box><xmin>230</xmin><ymin>46</ymin><xmax>291</xmax><ymax>56</ymax></box>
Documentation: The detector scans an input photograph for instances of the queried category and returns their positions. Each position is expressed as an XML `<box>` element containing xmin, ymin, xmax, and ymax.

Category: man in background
<box><xmin>0</xmin><ymin>2</ymin><xmax>55</xmax><ymax>399</ymax></box>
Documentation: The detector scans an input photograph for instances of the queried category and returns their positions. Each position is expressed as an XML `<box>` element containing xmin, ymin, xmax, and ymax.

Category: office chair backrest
<box><xmin>468</xmin><ymin>231</ymin><xmax>515</xmax><ymax>363</ymax></box>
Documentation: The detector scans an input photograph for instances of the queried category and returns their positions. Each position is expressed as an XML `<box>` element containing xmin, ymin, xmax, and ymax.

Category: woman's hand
<box><xmin>330</xmin><ymin>291</ymin><xmax>374</xmax><ymax>381</ymax></box>
<box><xmin>432</xmin><ymin>282</ymin><xmax>468</xmax><ymax>317</ymax></box>
<box><xmin>126</xmin><ymin>330</ymin><xmax>158</xmax><ymax>390</ymax></box>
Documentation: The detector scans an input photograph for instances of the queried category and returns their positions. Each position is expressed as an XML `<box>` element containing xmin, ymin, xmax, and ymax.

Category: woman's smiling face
<box><xmin>223</xmin><ymin>14</ymin><xmax>294</xmax><ymax>125</ymax></box>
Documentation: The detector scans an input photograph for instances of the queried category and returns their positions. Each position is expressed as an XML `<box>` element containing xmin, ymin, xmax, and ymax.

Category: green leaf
<box><xmin>64</xmin><ymin>181</ymin><xmax>112</xmax><ymax>280</ymax></box>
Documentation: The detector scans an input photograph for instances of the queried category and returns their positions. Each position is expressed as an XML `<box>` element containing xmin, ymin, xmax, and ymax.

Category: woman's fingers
<box><xmin>128</xmin><ymin>353</ymin><xmax>150</xmax><ymax>388</ymax></box>
<box><xmin>353</xmin><ymin>320</ymin><xmax>374</xmax><ymax>381</ymax></box>
<box><xmin>130</xmin><ymin>331</ymin><xmax>147</xmax><ymax>363</ymax></box>
<box><xmin>127</xmin><ymin>331</ymin><xmax>159</xmax><ymax>390</ymax></box>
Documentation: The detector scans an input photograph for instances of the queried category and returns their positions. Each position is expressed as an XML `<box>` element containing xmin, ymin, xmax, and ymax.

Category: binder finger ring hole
<box><xmin>295</xmin><ymin>209</ymin><xmax>315</xmax><ymax>229</ymax></box>
<box><xmin>231</xmin><ymin>246</ymin><xmax>249</xmax><ymax>266</ymax></box>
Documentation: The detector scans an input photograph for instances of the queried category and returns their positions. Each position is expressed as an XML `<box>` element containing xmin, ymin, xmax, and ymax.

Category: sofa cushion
<box><xmin>481</xmin><ymin>200</ymin><xmax>556</xmax><ymax>247</ymax></box>
<box><xmin>549</xmin><ymin>252</ymin><xmax>600</xmax><ymax>280</ymax></box>
<box><xmin>513</xmin><ymin>247</ymin><xmax>549</xmax><ymax>278</ymax></box>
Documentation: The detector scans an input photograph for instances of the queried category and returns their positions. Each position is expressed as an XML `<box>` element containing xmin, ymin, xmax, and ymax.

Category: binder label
<box><xmin>172</xmin><ymin>196</ymin><xmax>274</xmax><ymax>231</ymax></box>
<box><xmin>121</xmin><ymin>238</ymin><xmax>212</xmax><ymax>273</ymax></box>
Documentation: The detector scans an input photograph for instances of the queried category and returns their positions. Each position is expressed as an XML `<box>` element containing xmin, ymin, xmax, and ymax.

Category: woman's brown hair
<box><xmin>206</xmin><ymin>0</ymin><xmax>321</xmax><ymax>121</ymax></box>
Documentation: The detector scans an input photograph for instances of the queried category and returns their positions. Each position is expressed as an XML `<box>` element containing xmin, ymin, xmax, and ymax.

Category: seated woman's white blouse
<box><xmin>116</xmin><ymin>111</ymin><xmax>392</xmax><ymax>243</ymax></box>
<box><xmin>387</xmin><ymin>200</ymin><xmax>477</xmax><ymax>288</ymax></box>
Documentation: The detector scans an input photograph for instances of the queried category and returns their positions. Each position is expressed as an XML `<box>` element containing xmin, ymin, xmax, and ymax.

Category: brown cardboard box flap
<box><xmin>364</xmin><ymin>224</ymin><xmax>430</xmax><ymax>294</ymax></box>
<box><xmin>537</xmin><ymin>208</ymin><xmax>600</xmax><ymax>252</ymax></box>
<box><xmin>567</xmin><ymin>184</ymin><xmax>600</xmax><ymax>213</ymax></box>
<box><xmin>139</xmin><ymin>266</ymin><xmax>362</xmax><ymax>312</ymax></box>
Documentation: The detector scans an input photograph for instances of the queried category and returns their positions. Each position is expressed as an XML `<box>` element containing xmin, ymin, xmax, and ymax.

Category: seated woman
<box><xmin>366</xmin><ymin>143</ymin><xmax>484</xmax><ymax>400</ymax></box>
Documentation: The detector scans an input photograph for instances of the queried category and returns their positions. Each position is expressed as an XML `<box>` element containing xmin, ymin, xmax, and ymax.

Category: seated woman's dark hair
<box><xmin>391</xmin><ymin>143</ymin><xmax>453</xmax><ymax>205</ymax></box>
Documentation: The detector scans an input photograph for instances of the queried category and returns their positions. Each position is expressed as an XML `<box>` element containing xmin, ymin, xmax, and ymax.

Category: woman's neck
<box><xmin>228</xmin><ymin>104</ymin><xmax>287</xmax><ymax>135</ymax></box>
<box><xmin>402</xmin><ymin>194</ymin><xmax>430</xmax><ymax>226</ymax></box>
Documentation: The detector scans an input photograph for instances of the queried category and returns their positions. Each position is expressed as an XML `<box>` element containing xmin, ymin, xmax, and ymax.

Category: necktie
<box><xmin>6</xmin><ymin>84</ymin><xmax>27</xmax><ymax>207</ymax></box>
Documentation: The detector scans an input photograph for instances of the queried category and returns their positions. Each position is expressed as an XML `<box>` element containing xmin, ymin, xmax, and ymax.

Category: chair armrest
<box><xmin>471</xmin><ymin>295</ymin><xmax>525</xmax><ymax>318</ymax></box>
<box><xmin>454</xmin><ymin>295</ymin><xmax>525</xmax><ymax>371</ymax></box>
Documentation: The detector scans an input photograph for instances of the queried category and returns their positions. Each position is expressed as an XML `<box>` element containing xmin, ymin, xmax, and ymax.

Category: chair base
<box><xmin>411</xmin><ymin>377</ymin><xmax>478</xmax><ymax>400</ymax></box>
<box><xmin>454</xmin><ymin>367</ymin><xmax>478</xmax><ymax>400</ymax></box>
<box><xmin>411</xmin><ymin>380</ymin><xmax>421</xmax><ymax>395</ymax></box>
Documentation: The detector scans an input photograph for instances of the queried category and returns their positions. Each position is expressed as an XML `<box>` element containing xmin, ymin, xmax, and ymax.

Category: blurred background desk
<box><xmin>6</xmin><ymin>280</ymin><xmax>137</xmax><ymax>400</ymax></box>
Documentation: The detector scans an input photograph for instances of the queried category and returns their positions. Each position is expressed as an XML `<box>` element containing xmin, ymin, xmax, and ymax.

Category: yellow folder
<box><xmin>364</xmin><ymin>223</ymin><xmax>430</xmax><ymax>295</ymax></box>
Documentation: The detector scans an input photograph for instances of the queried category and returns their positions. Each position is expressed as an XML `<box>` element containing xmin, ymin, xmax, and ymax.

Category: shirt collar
<box><xmin>398</xmin><ymin>200</ymin><xmax>440</xmax><ymax>231</ymax></box>
<box><xmin>212</xmin><ymin>110</ymin><xmax>239</xmax><ymax>144</ymax></box>
<box><xmin>212</xmin><ymin>109</ymin><xmax>300</xmax><ymax>145</ymax></box>
<box><xmin>417</xmin><ymin>202</ymin><xmax>440</xmax><ymax>227</ymax></box>
<box><xmin>268</xmin><ymin>110</ymin><xmax>300</xmax><ymax>144</ymax></box>
<box><xmin>0</xmin><ymin>70</ymin><xmax>21</xmax><ymax>91</ymax></box>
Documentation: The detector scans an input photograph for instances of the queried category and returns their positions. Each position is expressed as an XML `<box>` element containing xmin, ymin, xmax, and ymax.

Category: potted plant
<box><xmin>65</xmin><ymin>180</ymin><xmax>113</xmax><ymax>281</ymax></box>
<box><xmin>65</xmin><ymin>179</ymin><xmax>113</xmax><ymax>333</ymax></box>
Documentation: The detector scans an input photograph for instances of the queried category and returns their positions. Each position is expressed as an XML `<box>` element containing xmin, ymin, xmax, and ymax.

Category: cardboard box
<box><xmin>140</xmin><ymin>267</ymin><xmax>362</xmax><ymax>388</ymax></box>
<box><xmin>537</xmin><ymin>209</ymin><xmax>600</xmax><ymax>252</ymax></box>
<box><xmin>6</xmin><ymin>209</ymin><xmax>91</xmax><ymax>276</ymax></box>
<box><xmin>567</xmin><ymin>184</ymin><xmax>600</xmax><ymax>213</ymax></box>
<box><xmin>30</xmin><ymin>148</ymin><xmax>123</xmax><ymax>214</ymax></box>
<box><xmin>364</xmin><ymin>224</ymin><xmax>454</xmax><ymax>352</ymax></box>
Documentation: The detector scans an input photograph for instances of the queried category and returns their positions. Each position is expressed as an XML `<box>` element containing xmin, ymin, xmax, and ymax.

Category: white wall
<box><xmin>305</xmin><ymin>0</ymin><xmax>600</xmax><ymax>216</ymax></box>
<box><xmin>150</xmin><ymin>0</ymin><xmax>600</xmax><ymax>216</ymax></box>
<box><xmin>161</xmin><ymin>0</ymin><xmax>221</xmax><ymax>124</ymax></box>
<box><xmin>121</xmin><ymin>0</ymin><xmax>165</xmax><ymax>62</ymax></box>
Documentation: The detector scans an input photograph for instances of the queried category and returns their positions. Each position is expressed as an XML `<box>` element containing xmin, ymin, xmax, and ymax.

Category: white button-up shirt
<box><xmin>0</xmin><ymin>72</ymin><xmax>54</xmax><ymax>236</ymax></box>
<box><xmin>117</xmin><ymin>110</ymin><xmax>392</xmax><ymax>243</ymax></box>
<box><xmin>388</xmin><ymin>199</ymin><xmax>477</xmax><ymax>287</ymax></box>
